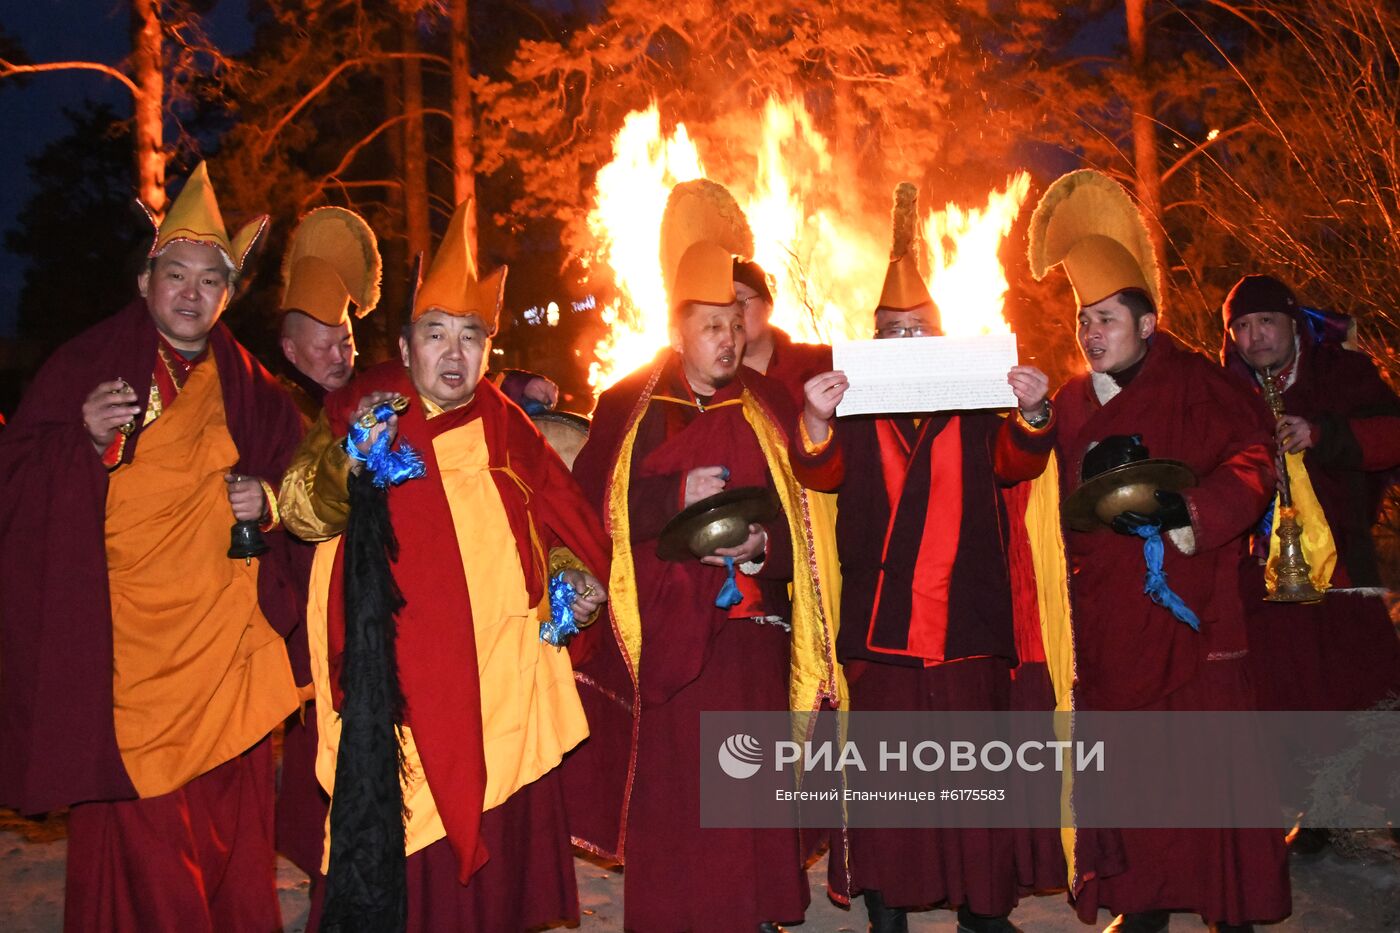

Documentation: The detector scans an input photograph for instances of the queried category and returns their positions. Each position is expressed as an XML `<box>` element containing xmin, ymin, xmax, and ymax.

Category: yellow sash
<box><xmin>1265</xmin><ymin>453</ymin><xmax>1337</xmax><ymax>591</ymax></box>
<box><xmin>602</xmin><ymin>367</ymin><xmax>845</xmax><ymax>715</ymax></box>
<box><xmin>1020</xmin><ymin>458</ymin><xmax>1077</xmax><ymax>885</ymax></box>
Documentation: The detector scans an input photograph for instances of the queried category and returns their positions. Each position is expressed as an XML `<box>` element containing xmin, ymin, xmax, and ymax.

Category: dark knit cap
<box><xmin>1222</xmin><ymin>274</ymin><xmax>1298</xmax><ymax>328</ymax></box>
<box><xmin>732</xmin><ymin>259</ymin><xmax>774</xmax><ymax>306</ymax></box>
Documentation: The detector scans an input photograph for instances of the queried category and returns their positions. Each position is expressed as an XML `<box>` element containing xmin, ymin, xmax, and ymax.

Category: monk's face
<box><xmin>400</xmin><ymin>310</ymin><xmax>489</xmax><ymax>410</ymax></box>
<box><xmin>734</xmin><ymin>279</ymin><xmax>772</xmax><ymax>347</ymax></box>
<box><xmin>138</xmin><ymin>240</ymin><xmax>233</xmax><ymax>352</ymax></box>
<box><xmin>874</xmin><ymin>304</ymin><xmax>942</xmax><ymax>339</ymax></box>
<box><xmin>1229</xmin><ymin>311</ymin><xmax>1297</xmax><ymax>373</ymax></box>
<box><xmin>281</xmin><ymin>312</ymin><xmax>356</xmax><ymax>392</ymax></box>
<box><xmin>671</xmin><ymin>302</ymin><xmax>747</xmax><ymax>394</ymax></box>
<box><xmin>1077</xmin><ymin>293</ymin><xmax>1155</xmax><ymax>374</ymax></box>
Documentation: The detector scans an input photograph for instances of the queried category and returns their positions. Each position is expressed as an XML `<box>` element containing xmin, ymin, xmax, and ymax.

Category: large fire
<box><xmin>585</xmin><ymin>99</ymin><xmax>1031</xmax><ymax>391</ymax></box>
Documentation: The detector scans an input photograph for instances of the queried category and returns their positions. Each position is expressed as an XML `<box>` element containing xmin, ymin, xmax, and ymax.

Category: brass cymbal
<box><xmin>1062</xmin><ymin>459</ymin><xmax>1196</xmax><ymax>532</ymax></box>
<box><xmin>657</xmin><ymin>486</ymin><xmax>781</xmax><ymax>562</ymax></box>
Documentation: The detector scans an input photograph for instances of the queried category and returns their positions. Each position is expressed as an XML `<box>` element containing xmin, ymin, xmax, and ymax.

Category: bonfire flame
<box><xmin>585</xmin><ymin>99</ymin><xmax>1031</xmax><ymax>392</ymax></box>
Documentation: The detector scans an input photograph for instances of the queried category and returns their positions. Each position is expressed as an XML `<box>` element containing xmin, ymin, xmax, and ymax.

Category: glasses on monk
<box><xmin>874</xmin><ymin>323</ymin><xmax>934</xmax><ymax>339</ymax></box>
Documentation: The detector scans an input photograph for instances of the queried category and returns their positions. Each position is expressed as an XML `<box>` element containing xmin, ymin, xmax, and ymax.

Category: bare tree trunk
<box><xmin>449</xmin><ymin>0</ymin><xmax>478</xmax><ymax>257</ymax></box>
<box><xmin>1126</xmin><ymin>0</ymin><xmax>1167</xmax><ymax>298</ymax></box>
<box><xmin>401</xmin><ymin>19</ymin><xmax>431</xmax><ymax>265</ymax></box>
<box><xmin>130</xmin><ymin>0</ymin><xmax>165</xmax><ymax>217</ymax></box>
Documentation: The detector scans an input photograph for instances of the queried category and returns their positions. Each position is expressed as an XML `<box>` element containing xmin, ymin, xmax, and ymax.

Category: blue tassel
<box><xmin>345</xmin><ymin>403</ymin><xmax>427</xmax><ymax>488</ymax></box>
<box><xmin>1257</xmin><ymin>499</ymin><xmax>1275</xmax><ymax>540</ymax></box>
<box><xmin>541</xmin><ymin>573</ymin><xmax>581</xmax><ymax>647</ymax></box>
<box><xmin>1132</xmin><ymin>525</ymin><xmax>1201</xmax><ymax>631</ymax></box>
<box><xmin>521</xmin><ymin>399</ymin><xmax>549</xmax><ymax>417</ymax></box>
<box><xmin>715</xmin><ymin>556</ymin><xmax>743</xmax><ymax>609</ymax></box>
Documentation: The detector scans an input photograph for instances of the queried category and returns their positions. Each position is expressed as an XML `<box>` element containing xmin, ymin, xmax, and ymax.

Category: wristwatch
<box><xmin>1022</xmin><ymin>400</ymin><xmax>1052</xmax><ymax>429</ymax></box>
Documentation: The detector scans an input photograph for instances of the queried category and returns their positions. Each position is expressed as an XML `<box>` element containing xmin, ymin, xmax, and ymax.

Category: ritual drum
<box><xmin>531</xmin><ymin>410</ymin><xmax>591</xmax><ymax>469</ymax></box>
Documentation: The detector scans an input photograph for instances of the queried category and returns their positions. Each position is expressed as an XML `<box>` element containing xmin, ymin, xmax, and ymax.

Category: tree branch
<box><xmin>261</xmin><ymin>52</ymin><xmax>451</xmax><ymax>156</ymax></box>
<box><xmin>0</xmin><ymin>58</ymin><xmax>140</xmax><ymax>98</ymax></box>
<box><xmin>1160</xmin><ymin>121</ymin><xmax>1257</xmax><ymax>183</ymax></box>
<box><xmin>303</xmin><ymin>109</ymin><xmax>452</xmax><ymax>206</ymax></box>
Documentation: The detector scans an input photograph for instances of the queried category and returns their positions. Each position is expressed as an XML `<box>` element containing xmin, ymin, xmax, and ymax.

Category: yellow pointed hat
<box><xmin>411</xmin><ymin>199</ymin><xmax>506</xmax><ymax>332</ymax></box>
<box><xmin>876</xmin><ymin>181</ymin><xmax>937</xmax><ymax>312</ymax></box>
<box><xmin>140</xmin><ymin>161</ymin><xmax>267</xmax><ymax>272</ymax></box>
<box><xmin>1027</xmin><ymin>169</ymin><xmax>1160</xmax><ymax>309</ymax></box>
<box><xmin>659</xmin><ymin>179</ymin><xmax>754</xmax><ymax>311</ymax></box>
<box><xmin>280</xmin><ymin>207</ymin><xmax>382</xmax><ymax>326</ymax></box>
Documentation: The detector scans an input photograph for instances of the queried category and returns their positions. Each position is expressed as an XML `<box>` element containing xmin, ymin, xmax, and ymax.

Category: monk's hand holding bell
<box><xmin>81</xmin><ymin>379</ymin><xmax>140</xmax><ymax>452</ymax></box>
<box><xmin>683</xmin><ymin>465</ymin><xmax>728</xmax><ymax>508</ymax></box>
<box><xmin>224</xmin><ymin>473</ymin><xmax>269</xmax><ymax>523</ymax></box>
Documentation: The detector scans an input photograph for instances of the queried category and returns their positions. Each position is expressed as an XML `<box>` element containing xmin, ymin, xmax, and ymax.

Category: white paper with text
<box><xmin>832</xmin><ymin>334</ymin><xmax>1019</xmax><ymax>416</ymax></box>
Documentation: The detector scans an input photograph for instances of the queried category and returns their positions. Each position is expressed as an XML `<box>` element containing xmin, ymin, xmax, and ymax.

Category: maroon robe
<box><xmin>998</xmin><ymin>331</ymin><xmax>1291</xmax><ymax>925</ymax></box>
<box><xmin>0</xmin><ymin>298</ymin><xmax>304</xmax><ymax>814</ymax></box>
<box><xmin>761</xmin><ymin>327</ymin><xmax>833</xmax><ymax>410</ymax></box>
<box><xmin>316</xmin><ymin>362</ymin><xmax>611</xmax><ymax>899</ymax></box>
<box><xmin>569</xmin><ymin>354</ymin><xmax>810</xmax><ymax>932</ymax></box>
<box><xmin>792</xmin><ymin>411</ymin><xmax>1065</xmax><ymax>914</ymax></box>
<box><xmin>1222</xmin><ymin>335</ymin><xmax>1400</xmax><ymax>711</ymax></box>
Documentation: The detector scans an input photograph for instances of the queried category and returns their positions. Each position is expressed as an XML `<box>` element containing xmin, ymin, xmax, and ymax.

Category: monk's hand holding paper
<box><xmin>802</xmin><ymin>370</ymin><xmax>848</xmax><ymax>445</ymax></box>
<box><xmin>559</xmin><ymin>569</ymin><xmax>607</xmax><ymax>620</ymax></box>
<box><xmin>224</xmin><ymin>473</ymin><xmax>268</xmax><ymax>522</ymax></box>
<box><xmin>348</xmin><ymin>390</ymin><xmax>401</xmax><ymax>461</ymax></box>
<box><xmin>683</xmin><ymin>465</ymin><xmax>728</xmax><ymax>507</ymax></box>
<box><xmin>1007</xmin><ymin>365</ymin><xmax>1050</xmax><ymax>420</ymax></box>
<box><xmin>81</xmin><ymin>379</ymin><xmax>140</xmax><ymax>452</ymax></box>
<box><xmin>701</xmin><ymin>523</ymin><xmax>767</xmax><ymax>567</ymax></box>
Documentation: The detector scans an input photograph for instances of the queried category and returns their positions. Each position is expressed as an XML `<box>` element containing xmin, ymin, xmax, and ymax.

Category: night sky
<box><xmin>0</xmin><ymin>0</ymin><xmax>253</xmax><ymax>338</ymax></box>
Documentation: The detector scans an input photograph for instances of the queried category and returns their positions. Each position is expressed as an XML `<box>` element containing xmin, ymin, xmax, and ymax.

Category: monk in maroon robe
<box><xmin>795</xmin><ymin>287</ymin><xmax>1064</xmax><ymax>931</ymax></box>
<box><xmin>734</xmin><ymin>258</ymin><xmax>833</xmax><ymax>409</ymax></box>
<box><xmin>1220</xmin><ymin>274</ymin><xmax>1400</xmax><ymax>715</ymax></box>
<box><xmin>0</xmin><ymin>226</ymin><xmax>305</xmax><ymax>929</ymax></box>
<box><xmin>571</xmin><ymin>343</ymin><xmax>813</xmax><ymax>931</ymax></box>
<box><xmin>1000</xmin><ymin>288</ymin><xmax>1291</xmax><ymax>932</ymax></box>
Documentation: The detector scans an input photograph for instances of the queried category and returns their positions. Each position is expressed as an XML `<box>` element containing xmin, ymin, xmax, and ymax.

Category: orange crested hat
<box><xmin>411</xmin><ymin>199</ymin><xmax>506</xmax><ymax>332</ymax></box>
<box><xmin>1027</xmin><ymin>169</ymin><xmax>1161</xmax><ymax>310</ymax></box>
<box><xmin>139</xmin><ymin>161</ymin><xmax>267</xmax><ymax>273</ymax></box>
<box><xmin>659</xmin><ymin>179</ymin><xmax>754</xmax><ymax>311</ymax></box>
<box><xmin>279</xmin><ymin>207</ymin><xmax>381</xmax><ymax>327</ymax></box>
<box><xmin>876</xmin><ymin>182</ymin><xmax>937</xmax><ymax>313</ymax></box>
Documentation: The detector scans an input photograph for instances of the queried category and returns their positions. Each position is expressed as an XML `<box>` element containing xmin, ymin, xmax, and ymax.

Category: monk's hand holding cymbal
<box><xmin>702</xmin><ymin>523</ymin><xmax>767</xmax><ymax>567</ymax></box>
<box><xmin>801</xmin><ymin>370</ymin><xmax>848</xmax><ymax>445</ymax></box>
<box><xmin>81</xmin><ymin>379</ymin><xmax>140</xmax><ymax>453</ymax></box>
<box><xmin>224</xmin><ymin>473</ymin><xmax>269</xmax><ymax>523</ymax></box>
<box><xmin>684</xmin><ymin>465</ymin><xmax>728</xmax><ymax>508</ymax></box>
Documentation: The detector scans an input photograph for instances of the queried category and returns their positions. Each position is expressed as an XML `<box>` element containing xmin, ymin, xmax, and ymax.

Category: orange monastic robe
<box><xmin>105</xmin><ymin>354</ymin><xmax>299</xmax><ymax>797</ymax></box>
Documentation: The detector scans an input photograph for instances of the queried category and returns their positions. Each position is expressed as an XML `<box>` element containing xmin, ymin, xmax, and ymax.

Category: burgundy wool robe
<box><xmin>998</xmin><ymin>331</ymin><xmax>1291</xmax><ymax>925</ymax></box>
<box><xmin>569</xmin><ymin>354</ymin><xmax>811</xmax><ymax>933</ymax></box>
<box><xmin>1222</xmin><ymin>335</ymin><xmax>1400</xmax><ymax>711</ymax></box>
<box><xmin>792</xmin><ymin>411</ymin><xmax>1066</xmax><ymax>914</ymax></box>
<box><xmin>0</xmin><ymin>299</ymin><xmax>304</xmax><ymax>931</ymax></box>
<box><xmin>760</xmin><ymin>327</ymin><xmax>833</xmax><ymax>410</ymax></box>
